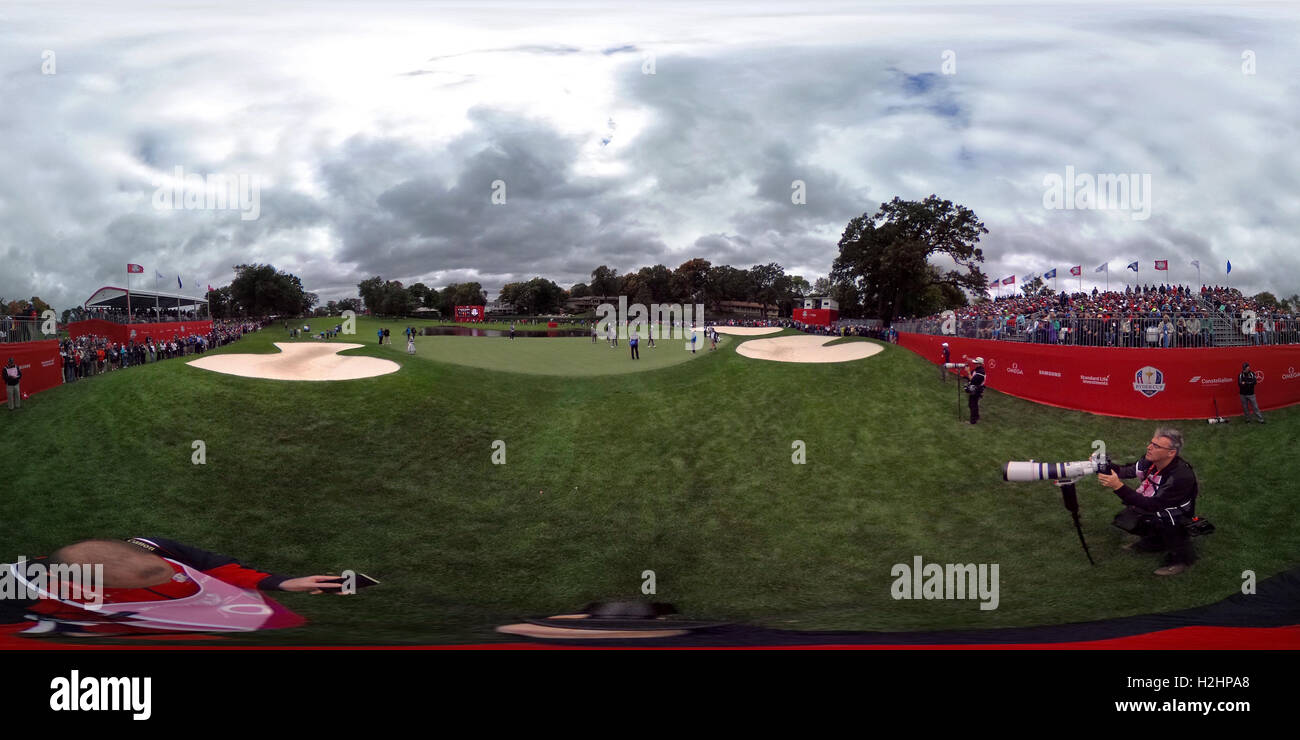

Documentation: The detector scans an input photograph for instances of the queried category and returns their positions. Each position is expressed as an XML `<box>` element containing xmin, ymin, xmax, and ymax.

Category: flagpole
<box><xmin>126</xmin><ymin>266</ymin><xmax>132</xmax><ymax>323</ymax></box>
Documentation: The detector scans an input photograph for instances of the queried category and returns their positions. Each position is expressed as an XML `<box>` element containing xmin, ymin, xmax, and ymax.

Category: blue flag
<box><xmin>1127</xmin><ymin>261</ymin><xmax>1139</xmax><ymax>272</ymax></box>
<box><xmin>1044</xmin><ymin>268</ymin><xmax>1057</xmax><ymax>279</ymax></box>
<box><xmin>178</xmin><ymin>276</ymin><xmax>183</xmax><ymax>289</ymax></box>
<box><xmin>1095</xmin><ymin>263</ymin><xmax>1108</xmax><ymax>273</ymax></box>
<box><xmin>1226</xmin><ymin>260</ymin><xmax>1232</xmax><ymax>274</ymax></box>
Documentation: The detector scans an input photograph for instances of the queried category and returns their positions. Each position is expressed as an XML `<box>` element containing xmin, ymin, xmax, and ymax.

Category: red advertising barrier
<box><xmin>2</xmin><ymin>340</ymin><xmax>62</xmax><ymax>398</ymax></box>
<box><xmin>899</xmin><ymin>333</ymin><xmax>1300</xmax><ymax>419</ymax></box>
<box><xmin>67</xmin><ymin>320</ymin><xmax>213</xmax><ymax>344</ymax></box>
<box><xmin>454</xmin><ymin>306</ymin><xmax>485</xmax><ymax>322</ymax></box>
<box><xmin>794</xmin><ymin>308</ymin><xmax>839</xmax><ymax>327</ymax></box>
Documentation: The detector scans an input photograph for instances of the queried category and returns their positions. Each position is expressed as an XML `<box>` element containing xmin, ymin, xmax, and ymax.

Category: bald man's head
<box><xmin>50</xmin><ymin>540</ymin><xmax>174</xmax><ymax>588</ymax></box>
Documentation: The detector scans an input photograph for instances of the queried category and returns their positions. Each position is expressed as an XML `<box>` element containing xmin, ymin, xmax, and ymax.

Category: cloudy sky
<box><xmin>2</xmin><ymin>0</ymin><xmax>1298</xmax><ymax>309</ymax></box>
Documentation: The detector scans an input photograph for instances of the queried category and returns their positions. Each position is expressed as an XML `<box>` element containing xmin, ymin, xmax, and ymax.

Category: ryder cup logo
<box><xmin>471</xmin><ymin>308</ymin><xmax>479</xmax><ymax>317</ymax></box>
<box><xmin>1133</xmin><ymin>366</ymin><xmax>1166</xmax><ymax>397</ymax></box>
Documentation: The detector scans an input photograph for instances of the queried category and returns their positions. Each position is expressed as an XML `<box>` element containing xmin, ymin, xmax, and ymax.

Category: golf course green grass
<box><xmin>409</xmin><ymin>333</ymin><xmax>720</xmax><ymax>376</ymax></box>
<box><xmin>3</xmin><ymin>315</ymin><xmax>1297</xmax><ymax>645</ymax></box>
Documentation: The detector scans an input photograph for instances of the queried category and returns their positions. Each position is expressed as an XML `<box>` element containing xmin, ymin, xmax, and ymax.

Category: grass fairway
<box><xmin>3</xmin><ymin>316</ymin><xmax>1298</xmax><ymax>645</ymax></box>
<box><xmin>409</xmin><ymin>333</ymin><xmax>718</xmax><ymax>376</ymax></box>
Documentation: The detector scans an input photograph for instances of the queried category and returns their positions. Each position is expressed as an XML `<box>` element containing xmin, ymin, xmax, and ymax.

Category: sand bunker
<box><xmin>736</xmin><ymin>335</ymin><xmax>884</xmax><ymax>363</ymax></box>
<box><xmin>188</xmin><ymin>343</ymin><xmax>400</xmax><ymax>381</ymax></box>
<box><xmin>710</xmin><ymin>326</ymin><xmax>782</xmax><ymax>336</ymax></box>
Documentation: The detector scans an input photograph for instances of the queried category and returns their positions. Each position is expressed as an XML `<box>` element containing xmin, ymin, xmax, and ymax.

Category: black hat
<box><xmin>498</xmin><ymin>601</ymin><xmax>727</xmax><ymax>639</ymax></box>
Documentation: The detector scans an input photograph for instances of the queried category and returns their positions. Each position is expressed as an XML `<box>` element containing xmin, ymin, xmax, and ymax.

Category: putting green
<box><xmin>403</xmin><ymin>334</ymin><xmax>724</xmax><ymax>376</ymax></box>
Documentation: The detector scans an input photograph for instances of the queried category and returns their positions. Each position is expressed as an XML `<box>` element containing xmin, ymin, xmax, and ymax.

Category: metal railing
<box><xmin>894</xmin><ymin>311</ymin><xmax>1300</xmax><ymax>348</ymax></box>
<box><xmin>0</xmin><ymin>318</ymin><xmax>54</xmax><ymax>344</ymax></box>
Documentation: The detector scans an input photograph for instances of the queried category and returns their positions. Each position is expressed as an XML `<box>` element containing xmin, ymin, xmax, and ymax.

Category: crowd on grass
<box><xmin>896</xmin><ymin>284</ymin><xmax>1299</xmax><ymax>347</ymax></box>
<box><xmin>56</xmin><ymin>319</ymin><xmax>266</xmax><ymax>384</ymax></box>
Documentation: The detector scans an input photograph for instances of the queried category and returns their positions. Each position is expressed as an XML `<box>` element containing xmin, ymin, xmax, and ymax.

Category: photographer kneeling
<box><xmin>1097</xmin><ymin>427</ymin><xmax>1199</xmax><ymax>576</ymax></box>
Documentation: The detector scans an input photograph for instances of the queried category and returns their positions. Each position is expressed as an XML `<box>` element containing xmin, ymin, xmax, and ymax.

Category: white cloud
<box><xmin>2</xmin><ymin>0</ymin><xmax>1298</xmax><ymax>309</ymax></box>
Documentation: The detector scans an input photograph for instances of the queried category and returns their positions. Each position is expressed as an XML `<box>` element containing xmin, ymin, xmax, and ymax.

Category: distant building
<box><xmin>564</xmin><ymin>295</ymin><xmax>614</xmax><ymax>313</ymax></box>
<box><xmin>714</xmin><ymin>300</ymin><xmax>778</xmax><ymax>318</ymax></box>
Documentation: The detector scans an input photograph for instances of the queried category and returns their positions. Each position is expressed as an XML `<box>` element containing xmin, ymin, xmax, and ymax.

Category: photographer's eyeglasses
<box><xmin>1146</xmin><ymin>441</ymin><xmax>1175</xmax><ymax>451</ymax></box>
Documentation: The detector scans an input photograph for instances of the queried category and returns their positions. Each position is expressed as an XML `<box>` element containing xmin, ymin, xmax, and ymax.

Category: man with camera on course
<box><xmin>964</xmin><ymin>356</ymin><xmax>985</xmax><ymax>424</ymax></box>
<box><xmin>1096</xmin><ymin>427</ymin><xmax>1199</xmax><ymax>576</ymax></box>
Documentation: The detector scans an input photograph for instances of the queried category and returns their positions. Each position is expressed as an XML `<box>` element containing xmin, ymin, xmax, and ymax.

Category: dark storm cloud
<box><xmin>314</xmin><ymin>108</ymin><xmax>673</xmax><ymax>290</ymax></box>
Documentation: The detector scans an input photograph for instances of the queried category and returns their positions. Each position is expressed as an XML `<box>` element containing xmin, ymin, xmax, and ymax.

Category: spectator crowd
<box><xmin>65</xmin><ymin>306</ymin><xmax>208</xmax><ymax>324</ymax></box>
<box><xmin>56</xmin><ymin>319</ymin><xmax>267</xmax><ymax>384</ymax></box>
<box><xmin>895</xmin><ymin>284</ymin><xmax>1299</xmax><ymax>348</ymax></box>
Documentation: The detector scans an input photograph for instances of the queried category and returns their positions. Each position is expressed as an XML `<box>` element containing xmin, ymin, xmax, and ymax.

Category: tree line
<box><xmin>194</xmin><ymin>196</ymin><xmax>1297</xmax><ymax>323</ymax></box>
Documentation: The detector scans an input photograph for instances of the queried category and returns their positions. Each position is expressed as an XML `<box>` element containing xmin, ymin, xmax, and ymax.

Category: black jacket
<box><xmin>2</xmin><ymin>364</ymin><xmax>20</xmax><ymax>386</ymax></box>
<box><xmin>966</xmin><ymin>366</ymin><xmax>986</xmax><ymax>396</ymax></box>
<box><xmin>1238</xmin><ymin>370</ymin><xmax>1257</xmax><ymax>395</ymax></box>
<box><xmin>1112</xmin><ymin>455</ymin><xmax>1198</xmax><ymax>522</ymax></box>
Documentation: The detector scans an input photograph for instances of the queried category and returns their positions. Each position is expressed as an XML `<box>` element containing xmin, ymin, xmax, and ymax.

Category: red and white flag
<box><xmin>1001</xmin><ymin>275</ymin><xmax>1015</xmax><ymax>286</ymax></box>
<box><xmin>127</xmin><ymin>263</ymin><xmax>144</xmax><ymax>273</ymax></box>
<box><xmin>1069</xmin><ymin>265</ymin><xmax>1081</xmax><ymax>276</ymax></box>
<box><xmin>1154</xmin><ymin>260</ymin><xmax>1168</xmax><ymax>271</ymax></box>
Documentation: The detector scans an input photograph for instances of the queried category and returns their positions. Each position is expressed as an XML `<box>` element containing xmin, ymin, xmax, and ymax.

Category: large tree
<box><xmin>499</xmin><ymin>280</ymin><xmax>563</xmax><ymax>314</ymax></box>
<box><xmin>437</xmin><ymin>282</ymin><xmax>487</xmax><ymax>316</ymax></box>
<box><xmin>589</xmin><ymin>265</ymin><xmax>620</xmax><ymax>297</ymax></box>
<box><xmin>382</xmin><ymin>282</ymin><xmax>415</xmax><ymax>315</ymax></box>
<box><xmin>748</xmin><ymin>262</ymin><xmax>789</xmax><ymax>316</ymax></box>
<box><xmin>636</xmin><ymin>264</ymin><xmax>675</xmax><ymax>302</ymax></box>
<box><xmin>230</xmin><ymin>264</ymin><xmax>311</xmax><ymax>316</ymax></box>
<box><xmin>207</xmin><ymin>286</ymin><xmax>234</xmax><ymax>318</ymax></box>
<box><xmin>707</xmin><ymin>264</ymin><xmax>752</xmax><ymax>305</ymax></box>
<box><xmin>781</xmin><ymin>275</ymin><xmax>812</xmax><ymax>315</ymax></box>
<box><xmin>408</xmin><ymin>282</ymin><xmax>435</xmax><ymax>309</ymax></box>
<box><xmin>674</xmin><ymin>258</ymin><xmax>712</xmax><ymax>304</ymax></box>
<box><xmin>831</xmin><ymin>195</ymin><xmax>989</xmax><ymax>323</ymax></box>
<box><xmin>357</xmin><ymin>276</ymin><xmax>384</xmax><ymax>313</ymax></box>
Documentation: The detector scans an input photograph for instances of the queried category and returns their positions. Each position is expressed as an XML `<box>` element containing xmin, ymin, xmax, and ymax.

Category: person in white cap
<box><xmin>964</xmin><ymin>356</ymin><xmax>986</xmax><ymax>424</ymax></box>
<box><xmin>940</xmin><ymin>342</ymin><xmax>951</xmax><ymax>382</ymax></box>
